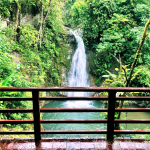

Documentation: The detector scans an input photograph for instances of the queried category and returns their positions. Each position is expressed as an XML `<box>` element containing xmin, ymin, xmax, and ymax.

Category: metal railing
<box><xmin>0</xmin><ymin>87</ymin><xmax>150</xmax><ymax>142</ymax></box>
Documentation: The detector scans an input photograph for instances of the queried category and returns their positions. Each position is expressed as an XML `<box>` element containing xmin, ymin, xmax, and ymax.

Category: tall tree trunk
<box><xmin>38</xmin><ymin>0</ymin><xmax>52</xmax><ymax>47</ymax></box>
<box><xmin>15</xmin><ymin>2</ymin><xmax>20</xmax><ymax>41</ymax></box>
<box><xmin>38</xmin><ymin>1</ymin><xmax>43</xmax><ymax>47</ymax></box>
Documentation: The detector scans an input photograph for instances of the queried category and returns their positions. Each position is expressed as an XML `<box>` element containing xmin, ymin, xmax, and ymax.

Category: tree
<box><xmin>38</xmin><ymin>0</ymin><xmax>52</xmax><ymax>47</ymax></box>
<box><xmin>116</xmin><ymin>18</ymin><xmax>150</xmax><ymax>123</ymax></box>
<box><xmin>103</xmin><ymin>18</ymin><xmax>150</xmax><ymax>130</ymax></box>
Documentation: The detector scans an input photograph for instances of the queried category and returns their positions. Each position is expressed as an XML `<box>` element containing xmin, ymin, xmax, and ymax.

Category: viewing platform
<box><xmin>0</xmin><ymin>87</ymin><xmax>150</xmax><ymax>149</ymax></box>
<box><xmin>0</xmin><ymin>138</ymin><xmax>150</xmax><ymax>149</ymax></box>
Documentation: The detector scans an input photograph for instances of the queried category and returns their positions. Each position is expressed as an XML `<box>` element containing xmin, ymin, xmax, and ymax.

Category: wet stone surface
<box><xmin>0</xmin><ymin>139</ymin><xmax>150</xmax><ymax>150</ymax></box>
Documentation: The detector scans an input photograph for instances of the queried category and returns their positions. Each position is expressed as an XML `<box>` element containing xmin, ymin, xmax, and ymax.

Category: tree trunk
<box><xmin>14</xmin><ymin>2</ymin><xmax>20</xmax><ymax>41</ymax></box>
<box><xmin>38</xmin><ymin>1</ymin><xmax>43</xmax><ymax>47</ymax></box>
<box><xmin>38</xmin><ymin>0</ymin><xmax>52</xmax><ymax>47</ymax></box>
<box><xmin>126</xmin><ymin>18</ymin><xmax>150</xmax><ymax>86</ymax></box>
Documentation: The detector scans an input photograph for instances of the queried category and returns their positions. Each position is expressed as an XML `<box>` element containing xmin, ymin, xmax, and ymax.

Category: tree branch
<box><xmin>43</xmin><ymin>0</ymin><xmax>52</xmax><ymax>23</ymax></box>
<box><xmin>116</xmin><ymin>18</ymin><xmax>150</xmax><ymax>125</ymax></box>
<box><xmin>126</xmin><ymin>18</ymin><xmax>150</xmax><ymax>87</ymax></box>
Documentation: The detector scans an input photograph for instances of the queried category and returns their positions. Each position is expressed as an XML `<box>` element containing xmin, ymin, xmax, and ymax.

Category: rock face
<box><xmin>62</xmin><ymin>30</ymin><xmax>77</xmax><ymax>89</ymax></box>
<box><xmin>66</xmin><ymin>31</ymin><xmax>77</xmax><ymax>58</ymax></box>
<box><xmin>86</xmin><ymin>49</ymin><xmax>96</xmax><ymax>87</ymax></box>
<box><xmin>89</xmin><ymin>74</ymin><xmax>96</xmax><ymax>87</ymax></box>
<box><xmin>0</xmin><ymin>2</ymin><xmax>41</xmax><ymax>28</ymax></box>
<box><xmin>0</xmin><ymin>13</ymin><xmax>40</xmax><ymax>28</ymax></box>
<box><xmin>20</xmin><ymin>13</ymin><xmax>40</xmax><ymax>27</ymax></box>
<box><xmin>0</xmin><ymin>17</ymin><xmax>8</xmax><ymax>28</ymax></box>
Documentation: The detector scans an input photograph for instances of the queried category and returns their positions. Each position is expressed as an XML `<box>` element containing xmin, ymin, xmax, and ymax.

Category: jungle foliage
<box><xmin>0</xmin><ymin>0</ymin><xmax>69</xmax><ymax>135</ymax></box>
<box><xmin>0</xmin><ymin>0</ymin><xmax>150</xmax><ymax>138</ymax></box>
<box><xmin>68</xmin><ymin>0</ymin><xmax>150</xmax><ymax>86</ymax></box>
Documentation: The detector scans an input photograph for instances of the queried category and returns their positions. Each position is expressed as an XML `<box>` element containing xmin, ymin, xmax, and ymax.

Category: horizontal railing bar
<box><xmin>0</xmin><ymin>108</ymin><xmax>150</xmax><ymax>113</ymax></box>
<box><xmin>1</xmin><ymin>108</ymin><xmax>149</xmax><ymax>113</ymax></box>
<box><xmin>114</xmin><ymin>130</ymin><xmax>150</xmax><ymax>134</ymax></box>
<box><xmin>0</xmin><ymin>120</ymin><xmax>34</xmax><ymax>124</ymax></box>
<box><xmin>0</xmin><ymin>108</ymin><xmax>149</xmax><ymax>113</ymax></box>
<box><xmin>0</xmin><ymin>97</ymin><xmax>33</xmax><ymax>101</ymax></box>
<box><xmin>41</xmin><ymin>130</ymin><xmax>107</xmax><ymax>134</ymax></box>
<box><xmin>41</xmin><ymin>96</ymin><xmax>150</xmax><ymax>101</ymax></box>
<box><xmin>1</xmin><ymin>87</ymin><xmax>150</xmax><ymax>92</ymax></box>
<box><xmin>115</xmin><ymin>108</ymin><xmax>150</xmax><ymax>112</ymax></box>
<box><xmin>40</xmin><ymin>97</ymin><xmax>108</xmax><ymax>100</ymax></box>
<box><xmin>0</xmin><ymin>119</ymin><xmax>107</xmax><ymax>124</ymax></box>
<box><xmin>40</xmin><ymin>108</ymin><xmax>108</xmax><ymax>112</ymax></box>
<box><xmin>41</xmin><ymin>119</ymin><xmax>107</xmax><ymax>123</ymax></box>
<box><xmin>0</xmin><ymin>109</ymin><xmax>33</xmax><ymax>112</ymax></box>
<box><xmin>116</xmin><ymin>96</ymin><xmax>150</xmax><ymax>100</ymax></box>
<box><xmin>0</xmin><ymin>131</ymin><xmax>34</xmax><ymax>134</ymax></box>
<box><xmin>115</xmin><ymin>119</ymin><xmax>150</xmax><ymax>123</ymax></box>
<box><xmin>0</xmin><ymin>96</ymin><xmax>149</xmax><ymax>101</ymax></box>
<box><xmin>0</xmin><ymin>130</ymin><xmax>150</xmax><ymax>135</ymax></box>
<box><xmin>1</xmin><ymin>119</ymin><xmax>150</xmax><ymax>124</ymax></box>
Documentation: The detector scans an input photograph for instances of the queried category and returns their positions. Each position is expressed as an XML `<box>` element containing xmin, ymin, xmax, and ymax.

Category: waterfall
<box><xmin>68</xmin><ymin>30</ymin><xmax>89</xmax><ymax>97</ymax></box>
<box><xmin>42</xmin><ymin>30</ymin><xmax>106</xmax><ymax>138</ymax></box>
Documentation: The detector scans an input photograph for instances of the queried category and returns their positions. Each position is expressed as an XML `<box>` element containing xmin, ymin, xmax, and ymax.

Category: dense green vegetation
<box><xmin>0</xmin><ymin>0</ymin><xmax>150</xmax><ymax>138</ymax></box>
<box><xmin>68</xmin><ymin>0</ymin><xmax>150</xmax><ymax>87</ymax></box>
<box><xmin>0</xmin><ymin>0</ymin><xmax>69</xmax><ymax>136</ymax></box>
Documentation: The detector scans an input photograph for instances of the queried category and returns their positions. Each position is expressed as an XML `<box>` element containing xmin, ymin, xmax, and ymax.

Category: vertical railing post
<box><xmin>107</xmin><ymin>91</ymin><xmax>116</xmax><ymax>142</ymax></box>
<box><xmin>32</xmin><ymin>90</ymin><xmax>41</xmax><ymax>142</ymax></box>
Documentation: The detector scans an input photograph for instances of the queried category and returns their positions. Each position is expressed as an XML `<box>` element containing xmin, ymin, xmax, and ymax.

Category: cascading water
<box><xmin>68</xmin><ymin>30</ymin><xmax>89</xmax><ymax>97</ymax></box>
<box><xmin>42</xmin><ymin>30</ymin><xmax>106</xmax><ymax>138</ymax></box>
<box><xmin>66</xmin><ymin>30</ymin><xmax>90</xmax><ymax>108</ymax></box>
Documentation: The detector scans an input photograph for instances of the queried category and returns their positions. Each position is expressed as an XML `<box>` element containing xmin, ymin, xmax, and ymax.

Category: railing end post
<box><xmin>32</xmin><ymin>91</ymin><xmax>41</xmax><ymax>142</ymax></box>
<box><xmin>107</xmin><ymin>91</ymin><xmax>116</xmax><ymax>142</ymax></box>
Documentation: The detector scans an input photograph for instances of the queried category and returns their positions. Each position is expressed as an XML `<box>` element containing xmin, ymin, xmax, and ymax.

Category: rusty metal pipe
<box><xmin>115</xmin><ymin>119</ymin><xmax>150</xmax><ymax>123</ymax></box>
<box><xmin>41</xmin><ymin>119</ymin><xmax>107</xmax><ymax>123</ymax></box>
<box><xmin>40</xmin><ymin>108</ymin><xmax>108</xmax><ymax>112</ymax></box>
<box><xmin>41</xmin><ymin>130</ymin><xmax>107</xmax><ymax>134</ymax></box>
<box><xmin>0</xmin><ymin>109</ymin><xmax>33</xmax><ymax>112</ymax></box>
<box><xmin>0</xmin><ymin>87</ymin><xmax>150</xmax><ymax>92</ymax></box>
<box><xmin>114</xmin><ymin>130</ymin><xmax>150</xmax><ymax>134</ymax></box>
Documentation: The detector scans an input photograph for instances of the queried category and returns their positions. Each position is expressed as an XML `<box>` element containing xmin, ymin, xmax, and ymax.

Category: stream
<box><xmin>42</xmin><ymin>30</ymin><xmax>150</xmax><ymax>138</ymax></box>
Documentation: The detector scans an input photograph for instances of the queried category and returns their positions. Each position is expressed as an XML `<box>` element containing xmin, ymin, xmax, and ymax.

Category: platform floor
<box><xmin>0</xmin><ymin>139</ymin><xmax>150</xmax><ymax>150</ymax></box>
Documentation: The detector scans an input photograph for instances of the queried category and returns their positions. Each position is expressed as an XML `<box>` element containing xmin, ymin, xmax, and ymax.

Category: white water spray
<box><xmin>68</xmin><ymin>30</ymin><xmax>89</xmax><ymax>97</ymax></box>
